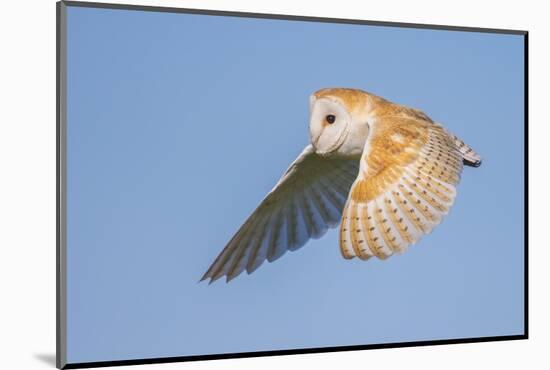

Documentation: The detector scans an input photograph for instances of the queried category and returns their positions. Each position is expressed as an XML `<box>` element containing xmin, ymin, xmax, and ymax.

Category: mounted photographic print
<box><xmin>57</xmin><ymin>1</ymin><xmax>528</xmax><ymax>368</ymax></box>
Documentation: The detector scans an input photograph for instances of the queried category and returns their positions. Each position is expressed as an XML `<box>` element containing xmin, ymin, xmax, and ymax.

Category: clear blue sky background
<box><xmin>66</xmin><ymin>5</ymin><xmax>525</xmax><ymax>364</ymax></box>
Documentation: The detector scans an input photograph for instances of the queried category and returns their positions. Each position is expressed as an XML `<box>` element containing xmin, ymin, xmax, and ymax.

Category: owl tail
<box><xmin>453</xmin><ymin>135</ymin><xmax>482</xmax><ymax>167</ymax></box>
<box><xmin>436</xmin><ymin>123</ymin><xmax>482</xmax><ymax>167</ymax></box>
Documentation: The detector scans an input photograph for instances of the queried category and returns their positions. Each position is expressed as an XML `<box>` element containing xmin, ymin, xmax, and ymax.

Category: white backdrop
<box><xmin>0</xmin><ymin>0</ymin><xmax>544</xmax><ymax>369</ymax></box>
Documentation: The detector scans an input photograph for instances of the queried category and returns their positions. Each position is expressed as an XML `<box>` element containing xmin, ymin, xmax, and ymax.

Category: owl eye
<box><xmin>325</xmin><ymin>115</ymin><xmax>336</xmax><ymax>124</ymax></box>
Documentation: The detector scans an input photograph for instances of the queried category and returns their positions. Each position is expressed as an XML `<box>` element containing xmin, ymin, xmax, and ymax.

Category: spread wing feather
<box><xmin>201</xmin><ymin>145</ymin><xmax>360</xmax><ymax>283</ymax></box>
<box><xmin>340</xmin><ymin>116</ymin><xmax>466</xmax><ymax>260</ymax></box>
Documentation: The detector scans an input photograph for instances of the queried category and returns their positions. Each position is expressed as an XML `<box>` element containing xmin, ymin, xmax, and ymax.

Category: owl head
<box><xmin>309</xmin><ymin>88</ymin><xmax>374</xmax><ymax>157</ymax></box>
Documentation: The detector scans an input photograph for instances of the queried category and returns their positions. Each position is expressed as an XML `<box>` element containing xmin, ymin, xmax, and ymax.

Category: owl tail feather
<box><xmin>451</xmin><ymin>134</ymin><xmax>482</xmax><ymax>167</ymax></box>
<box><xmin>436</xmin><ymin>123</ymin><xmax>482</xmax><ymax>168</ymax></box>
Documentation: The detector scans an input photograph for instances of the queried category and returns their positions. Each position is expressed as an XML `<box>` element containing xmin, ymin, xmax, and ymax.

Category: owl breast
<box><xmin>330</xmin><ymin>117</ymin><xmax>370</xmax><ymax>158</ymax></box>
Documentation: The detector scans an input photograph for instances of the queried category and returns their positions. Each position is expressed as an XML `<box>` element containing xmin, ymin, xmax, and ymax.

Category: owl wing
<box><xmin>201</xmin><ymin>145</ymin><xmax>360</xmax><ymax>283</ymax></box>
<box><xmin>339</xmin><ymin>116</ymin><xmax>466</xmax><ymax>260</ymax></box>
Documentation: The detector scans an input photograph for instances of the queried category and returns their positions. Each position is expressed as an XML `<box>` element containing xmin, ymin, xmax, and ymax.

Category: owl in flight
<box><xmin>201</xmin><ymin>88</ymin><xmax>481</xmax><ymax>284</ymax></box>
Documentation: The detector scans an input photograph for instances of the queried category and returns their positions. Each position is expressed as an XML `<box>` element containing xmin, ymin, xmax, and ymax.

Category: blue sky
<box><xmin>66</xmin><ymin>5</ymin><xmax>525</xmax><ymax>364</ymax></box>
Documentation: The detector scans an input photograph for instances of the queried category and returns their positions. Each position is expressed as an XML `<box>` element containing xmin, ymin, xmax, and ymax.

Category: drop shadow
<box><xmin>34</xmin><ymin>353</ymin><xmax>56</xmax><ymax>367</ymax></box>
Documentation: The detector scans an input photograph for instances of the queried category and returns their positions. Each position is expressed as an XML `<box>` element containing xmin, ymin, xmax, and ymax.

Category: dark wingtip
<box><xmin>201</xmin><ymin>273</ymin><xmax>225</xmax><ymax>285</ymax></box>
<box><xmin>464</xmin><ymin>158</ymin><xmax>482</xmax><ymax>168</ymax></box>
<box><xmin>198</xmin><ymin>272</ymin><xmax>213</xmax><ymax>284</ymax></box>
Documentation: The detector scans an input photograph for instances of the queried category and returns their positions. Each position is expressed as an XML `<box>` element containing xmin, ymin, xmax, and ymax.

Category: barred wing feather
<box><xmin>339</xmin><ymin>117</ymin><xmax>465</xmax><ymax>260</ymax></box>
<box><xmin>201</xmin><ymin>145</ymin><xmax>360</xmax><ymax>283</ymax></box>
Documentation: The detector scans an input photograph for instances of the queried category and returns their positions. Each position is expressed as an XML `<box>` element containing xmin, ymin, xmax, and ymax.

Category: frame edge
<box><xmin>62</xmin><ymin>0</ymin><xmax>527</xmax><ymax>35</ymax></box>
<box><xmin>57</xmin><ymin>1</ymin><xmax>68</xmax><ymax>369</ymax></box>
<box><xmin>523</xmin><ymin>32</ymin><xmax>529</xmax><ymax>339</ymax></box>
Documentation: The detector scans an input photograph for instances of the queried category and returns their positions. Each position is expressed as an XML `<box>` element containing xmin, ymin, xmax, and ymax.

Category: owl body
<box><xmin>201</xmin><ymin>88</ymin><xmax>481</xmax><ymax>283</ymax></box>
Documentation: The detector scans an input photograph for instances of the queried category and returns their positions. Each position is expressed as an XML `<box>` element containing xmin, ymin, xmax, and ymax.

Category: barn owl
<box><xmin>201</xmin><ymin>88</ymin><xmax>481</xmax><ymax>283</ymax></box>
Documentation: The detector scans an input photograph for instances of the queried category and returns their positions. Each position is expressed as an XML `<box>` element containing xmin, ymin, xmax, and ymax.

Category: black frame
<box><xmin>56</xmin><ymin>1</ymin><xmax>529</xmax><ymax>368</ymax></box>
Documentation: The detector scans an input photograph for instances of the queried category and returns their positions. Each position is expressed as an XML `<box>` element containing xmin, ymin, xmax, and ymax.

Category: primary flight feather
<box><xmin>201</xmin><ymin>88</ymin><xmax>481</xmax><ymax>283</ymax></box>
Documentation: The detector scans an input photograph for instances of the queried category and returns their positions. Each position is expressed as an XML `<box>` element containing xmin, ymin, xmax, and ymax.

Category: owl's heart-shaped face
<box><xmin>309</xmin><ymin>93</ymin><xmax>370</xmax><ymax>158</ymax></box>
<box><xmin>309</xmin><ymin>97</ymin><xmax>352</xmax><ymax>156</ymax></box>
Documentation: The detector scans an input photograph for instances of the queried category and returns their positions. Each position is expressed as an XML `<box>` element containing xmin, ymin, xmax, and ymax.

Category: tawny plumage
<box><xmin>201</xmin><ymin>88</ymin><xmax>481</xmax><ymax>283</ymax></box>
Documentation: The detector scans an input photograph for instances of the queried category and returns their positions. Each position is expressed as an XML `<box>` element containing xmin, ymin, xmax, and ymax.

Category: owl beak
<box><xmin>311</xmin><ymin>132</ymin><xmax>322</xmax><ymax>150</ymax></box>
